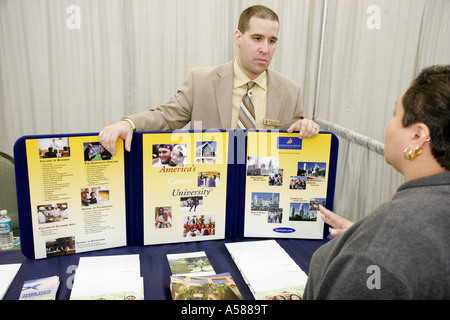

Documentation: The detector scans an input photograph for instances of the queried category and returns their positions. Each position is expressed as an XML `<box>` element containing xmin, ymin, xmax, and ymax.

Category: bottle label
<box><xmin>0</xmin><ymin>221</ymin><xmax>12</xmax><ymax>234</ymax></box>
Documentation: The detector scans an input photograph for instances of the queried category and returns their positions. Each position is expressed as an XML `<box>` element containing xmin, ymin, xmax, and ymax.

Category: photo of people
<box><xmin>152</xmin><ymin>143</ymin><xmax>187</xmax><ymax>167</ymax></box>
<box><xmin>197</xmin><ymin>172</ymin><xmax>220</xmax><ymax>187</ymax></box>
<box><xmin>38</xmin><ymin>137</ymin><xmax>70</xmax><ymax>158</ymax></box>
<box><xmin>183</xmin><ymin>215</ymin><xmax>215</xmax><ymax>237</ymax></box>
<box><xmin>309</xmin><ymin>198</ymin><xmax>326</xmax><ymax>212</ymax></box>
<box><xmin>155</xmin><ymin>207</ymin><xmax>172</xmax><ymax>229</ymax></box>
<box><xmin>37</xmin><ymin>203</ymin><xmax>69</xmax><ymax>224</ymax></box>
<box><xmin>289</xmin><ymin>176</ymin><xmax>307</xmax><ymax>190</ymax></box>
<box><xmin>195</xmin><ymin>141</ymin><xmax>216</xmax><ymax>163</ymax></box>
<box><xmin>180</xmin><ymin>196</ymin><xmax>202</xmax><ymax>212</ymax></box>
<box><xmin>45</xmin><ymin>236</ymin><xmax>76</xmax><ymax>258</ymax></box>
<box><xmin>81</xmin><ymin>187</ymin><xmax>110</xmax><ymax>207</ymax></box>
<box><xmin>268</xmin><ymin>169</ymin><xmax>283</xmax><ymax>186</ymax></box>
<box><xmin>260</xmin><ymin>288</ymin><xmax>304</xmax><ymax>300</ymax></box>
<box><xmin>83</xmin><ymin>142</ymin><xmax>112</xmax><ymax>161</ymax></box>
<box><xmin>267</xmin><ymin>208</ymin><xmax>283</xmax><ymax>223</ymax></box>
<box><xmin>297</xmin><ymin>162</ymin><xmax>327</xmax><ymax>181</ymax></box>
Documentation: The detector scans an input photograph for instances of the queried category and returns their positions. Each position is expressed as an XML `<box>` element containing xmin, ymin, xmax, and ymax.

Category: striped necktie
<box><xmin>238</xmin><ymin>81</ymin><xmax>256</xmax><ymax>129</ymax></box>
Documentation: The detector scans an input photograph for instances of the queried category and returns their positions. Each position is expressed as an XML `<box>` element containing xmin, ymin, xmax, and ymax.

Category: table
<box><xmin>1</xmin><ymin>237</ymin><xmax>329</xmax><ymax>300</ymax></box>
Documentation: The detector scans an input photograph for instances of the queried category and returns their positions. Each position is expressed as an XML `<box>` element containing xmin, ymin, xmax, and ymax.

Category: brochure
<box><xmin>0</xmin><ymin>263</ymin><xmax>22</xmax><ymax>299</ymax></box>
<box><xmin>225</xmin><ymin>240</ymin><xmax>308</xmax><ymax>300</ymax></box>
<box><xmin>170</xmin><ymin>272</ymin><xmax>243</xmax><ymax>300</ymax></box>
<box><xmin>70</xmin><ymin>254</ymin><xmax>143</xmax><ymax>300</ymax></box>
<box><xmin>167</xmin><ymin>251</ymin><xmax>215</xmax><ymax>276</ymax></box>
<box><xmin>19</xmin><ymin>275</ymin><xmax>60</xmax><ymax>300</ymax></box>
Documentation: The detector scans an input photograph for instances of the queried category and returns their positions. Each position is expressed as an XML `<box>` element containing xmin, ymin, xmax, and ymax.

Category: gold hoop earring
<box><xmin>403</xmin><ymin>145</ymin><xmax>423</xmax><ymax>161</ymax></box>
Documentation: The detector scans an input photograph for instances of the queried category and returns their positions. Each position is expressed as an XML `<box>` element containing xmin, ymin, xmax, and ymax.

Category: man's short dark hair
<box><xmin>402</xmin><ymin>65</ymin><xmax>450</xmax><ymax>170</ymax></box>
<box><xmin>237</xmin><ymin>5</ymin><xmax>279</xmax><ymax>34</ymax></box>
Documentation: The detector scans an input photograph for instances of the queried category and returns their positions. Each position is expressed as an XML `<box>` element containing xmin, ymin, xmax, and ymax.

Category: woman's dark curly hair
<box><xmin>402</xmin><ymin>65</ymin><xmax>450</xmax><ymax>170</ymax></box>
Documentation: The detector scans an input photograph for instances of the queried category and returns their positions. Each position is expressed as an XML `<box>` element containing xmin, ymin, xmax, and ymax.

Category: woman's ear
<box><xmin>411</xmin><ymin>122</ymin><xmax>431</xmax><ymax>145</ymax></box>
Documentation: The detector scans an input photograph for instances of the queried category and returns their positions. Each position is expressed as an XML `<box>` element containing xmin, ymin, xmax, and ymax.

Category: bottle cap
<box><xmin>0</xmin><ymin>210</ymin><xmax>7</xmax><ymax>215</ymax></box>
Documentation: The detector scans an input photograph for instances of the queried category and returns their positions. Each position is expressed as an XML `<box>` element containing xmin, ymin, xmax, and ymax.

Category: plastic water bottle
<box><xmin>0</xmin><ymin>210</ymin><xmax>14</xmax><ymax>250</ymax></box>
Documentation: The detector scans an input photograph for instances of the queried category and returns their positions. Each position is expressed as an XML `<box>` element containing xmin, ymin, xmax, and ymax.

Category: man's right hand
<box><xmin>99</xmin><ymin>120</ymin><xmax>134</xmax><ymax>154</ymax></box>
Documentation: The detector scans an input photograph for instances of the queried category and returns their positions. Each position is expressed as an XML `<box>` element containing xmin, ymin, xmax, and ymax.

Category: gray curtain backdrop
<box><xmin>1</xmin><ymin>0</ymin><xmax>448</xmax><ymax>222</ymax></box>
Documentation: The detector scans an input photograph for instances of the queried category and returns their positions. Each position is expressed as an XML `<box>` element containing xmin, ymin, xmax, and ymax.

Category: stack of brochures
<box><xmin>70</xmin><ymin>254</ymin><xmax>143</xmax><ymax>300</ymax></box>
<box><xmin>225</xmin><ymin>240</ymin><xmax>307</xmax><ymax>300</ymax></box>
<box><xmin>19</xmin><ymin>275</ymin><xmax>60</xmax><ymax>300</ymax></box>
<box><xmin>0</xmin><ymin>263</ymin><xmax>21</xmax><ymax>299</ymax></box>
<box><xmin>167</xmin><ymin>251</ymin><xmax>243</xmax><ymax>300</ymax></box>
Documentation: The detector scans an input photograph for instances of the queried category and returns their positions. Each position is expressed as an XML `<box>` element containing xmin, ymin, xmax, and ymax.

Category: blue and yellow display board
<box><xmin>14</xmin><ymin>130</ymin><xmax>338</xmax><ymax>259</ymax></box>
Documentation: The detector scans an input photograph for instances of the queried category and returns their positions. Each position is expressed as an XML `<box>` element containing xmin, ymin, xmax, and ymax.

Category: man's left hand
<box><xmin>287</xmin><ymin>119</ymin><xmax>320</xmax><ymax>138</ymax></box>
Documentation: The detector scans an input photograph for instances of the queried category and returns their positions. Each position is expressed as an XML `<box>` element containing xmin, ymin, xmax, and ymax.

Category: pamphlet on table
<box><xmin>167</xmin><ymin>251</ymin><xmax>215</xmax><ymax>276</ymax></box>
<box><xmin>19</xmin><ymin>275</ymin><xmax>60</xmax><ymax>300</ymax></box>
<box><xmin>0</xmin><ymin>263</ymin><xmax>22</xmax><ymax>299</ymax></box>
<box><xmin>70</xmin><ymin>254</ymin><xmax>143</xmax><ymax>300</ymax></box>
<box><xmin>225</xmin><ymin>240</ymin><xmax>307</xmax><ymax>300</ymax></box>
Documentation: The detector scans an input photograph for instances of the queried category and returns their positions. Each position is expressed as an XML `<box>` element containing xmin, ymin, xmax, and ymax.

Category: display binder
<box><xmin>14</xmin><ymin>130</ymin><xmax>338</xmax><ymax>259</ymax></box>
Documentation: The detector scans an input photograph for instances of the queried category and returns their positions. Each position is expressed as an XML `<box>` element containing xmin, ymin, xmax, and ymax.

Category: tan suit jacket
<box><xmin>127</xmin><ymin>60</ymin><xmax>304</xmax><ymax>131</ymax></box>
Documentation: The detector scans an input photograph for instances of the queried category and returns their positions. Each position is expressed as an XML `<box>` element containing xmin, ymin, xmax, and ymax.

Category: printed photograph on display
<box><xmin>289</xmin><ymin>202</ymin><xmax>313</xmax><ymax>222</ymax></box>
<box><xmin>37</xmin><ymin>203</ymin><xmax>69</xmax><ymax>224</ymax></box>
<box><xmin>45</xmin><ymin>236</ymin><xmax>76</xmax><ymax>258</ymax></box>
<box><xmin>83</xmin><ymin>142</ymin><xmax>112</xmax><ymax>161</ymax></box>
<box><xmin>289</xmin><ymin>176</ymin><xmax>307</xmax><ymax>190</ymax></box>
<box><xmin>183</xmin><ymin>215</ymin><xmax>216</xmax><ymax>238</ymax></box>
<box><xmin>197</xmin><ymin>172</ymin><xmax>221</xmax><ymax>187</ymax></box>
<box><xmin>180</xmin><ymin>197</ymin><xmax>203</xmax><ymax>213</ymax></box>
<box><xmin>38</xmin><ymin>137</ymin><xmax>70</xmax><ymax>158</ymax></box>
<box><xmin>195</xmin><ymin>141</ymin><xmax>216</xmax><ymax>163</ymax></box>
<box><xmin>246</xmin><ymin>156</ymin><xmax>279</xmax><ymax>177</ymax></box>
<box><xmin>251</xmin><ymin>192</ymin><xmax>280</xmax><ymax>211</ymax></box>
<box><xmin>297</xmin><ymin>162</ymin><xmax>327</xmax><ymax>182</ymax></box>
<box><xmin>81</xmin><ymin>187</ymin><xmax>110</xmax><ymax>207</ymax></box>
<box><xmin>308</xmin><ymin>198</ymin><xmax>326</xmax><ymax>221</ymax></box>
<box><xmin>155</xmin><ymin>206</ymin><xmax>172</xmax><ymax>229</ymax></box>
<box><xmin>268</xmin><ymin>169</ymin><xmax>283</xmax><ymax>186</ymax></box>
<box><xmin>267</xmin><ymin>208</ymin><xmax>283</xmax><ymax>224</ymax></box>
<box><xmin>152</xmin><ymin>143</ymin><xmax>187</xmax><ymax>167</ymax></box>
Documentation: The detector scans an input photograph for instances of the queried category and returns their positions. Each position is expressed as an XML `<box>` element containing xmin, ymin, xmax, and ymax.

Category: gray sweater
<box><xmin>303</xmin><ymin>171</ymin><xmax>450</xmax><ymax>299</ymax></box>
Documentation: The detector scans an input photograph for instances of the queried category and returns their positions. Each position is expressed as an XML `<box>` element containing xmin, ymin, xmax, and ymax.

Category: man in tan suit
<box><xmin>100</xmin><ymin>5</ymin><xmax>320</xmax><ymax>154</ymax></box>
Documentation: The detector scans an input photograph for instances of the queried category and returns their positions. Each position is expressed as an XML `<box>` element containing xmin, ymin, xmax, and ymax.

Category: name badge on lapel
<box><xmin>263</xmin><ymin>119</ymin><xmax>280</xmax><ymax>127</ymax></box>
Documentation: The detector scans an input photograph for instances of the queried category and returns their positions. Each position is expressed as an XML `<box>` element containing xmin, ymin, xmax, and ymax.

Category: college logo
<box><xmin>277</xmin><ymin>137</ymin><xmax>302</xmax><ymax>150</ymax></box>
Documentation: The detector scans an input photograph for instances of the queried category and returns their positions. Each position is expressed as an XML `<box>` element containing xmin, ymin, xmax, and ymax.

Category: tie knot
<box><xmin>247</xmin><ymin>81</ymin><xmax>255</xmax><ymax>91</ymax></box>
